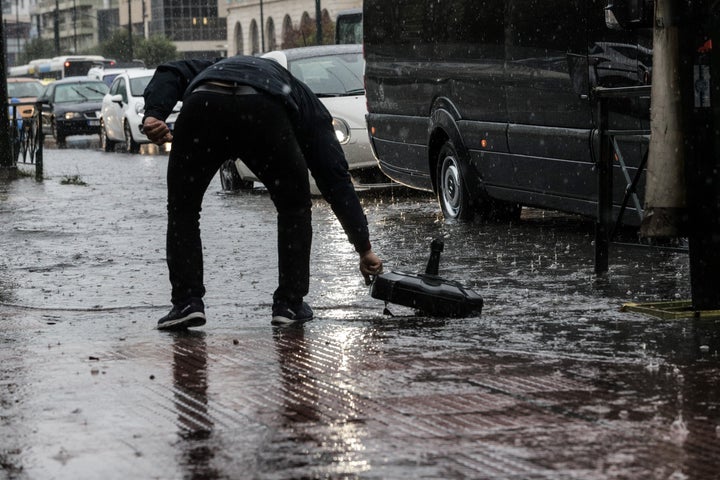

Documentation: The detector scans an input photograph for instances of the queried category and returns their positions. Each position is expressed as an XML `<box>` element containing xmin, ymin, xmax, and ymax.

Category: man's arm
<box><xmin>142</xmin><ymin>59</ymin><xmax>216</xmax><ymax>145</ymax></box>
<box><xmin>142</xmin><ymin>116</ymin><xmax>173</xmax><ymax>145</ymax></box>
<box><xmin>143</xmin><ymin>59</ymin><xmax>215</xmax><ymax>121</ymax></box>
<box><xmin>302</xmin><ymin>107</ymin><xmax>383</xmax><ymax>281</ymax></box>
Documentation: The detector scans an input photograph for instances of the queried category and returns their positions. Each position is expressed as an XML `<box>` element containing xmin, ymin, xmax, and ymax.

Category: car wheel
<box><xmin>220</xmin><ymin>159</ymin><xmax>254</xmax><ymax>191</ymax></box>
<box><xmin>100</xmin><ymin>121</ymin><xmax>116</xmax><ymax>152</ymax></box>
<box><xmin>437</xmin><ymin>141</ymin><xmax>474</xmax><ymax>221</ymax></box>
<box><xmin>124</xmin><ymin>121</ymin><xmax>140</xmax><ymax>154</ymax></box>
<box><xmin>51</xmin><ymin>118</ymin><xmax>66</xmax><ymax>147</ymax></box>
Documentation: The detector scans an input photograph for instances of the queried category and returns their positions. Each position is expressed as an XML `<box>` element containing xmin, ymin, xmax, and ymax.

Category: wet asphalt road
<box><xmin>2</xmin><ymin>139</ymin><xmax>720</xmax><ymax>479</ymax></box>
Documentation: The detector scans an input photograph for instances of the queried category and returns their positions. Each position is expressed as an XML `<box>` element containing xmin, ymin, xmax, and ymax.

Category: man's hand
<box><xmin>143</xmin><ymin>116</ymin><xmax>173</xmax><ymax>145</ymax></box>
<box><xmin>359</xmin><ymin>250</ymin><xmax>383</xmax><ymax>285</ymax></box>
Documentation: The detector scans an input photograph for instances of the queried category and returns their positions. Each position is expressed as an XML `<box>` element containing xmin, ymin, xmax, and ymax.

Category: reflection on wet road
<box><xmin>1</xmin><ymin>144</ymin><xmax>719</xmax><ymax>478</ymax></box>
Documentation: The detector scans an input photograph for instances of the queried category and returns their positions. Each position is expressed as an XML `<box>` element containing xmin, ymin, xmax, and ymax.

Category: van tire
<box><xmin>437</xmin><ymin>142</ymin><xmax>474</xmax><ymax>221</ymax></box>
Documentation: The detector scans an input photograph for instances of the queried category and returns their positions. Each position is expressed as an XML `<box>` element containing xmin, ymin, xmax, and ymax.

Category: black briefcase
<box><xmin>370</xmin><ymin>239</ymin><xmax>483</xmax><ymax>317</ymax></box>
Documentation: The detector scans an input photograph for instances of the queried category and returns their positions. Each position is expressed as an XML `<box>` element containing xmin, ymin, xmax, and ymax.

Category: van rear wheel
<box><xmin>437</xmin><ymin>142</ymin><xmax>475</xmax><ymax>221</ymax></box>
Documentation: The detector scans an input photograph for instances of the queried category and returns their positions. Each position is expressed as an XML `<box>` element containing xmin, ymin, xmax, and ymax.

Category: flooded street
<box><xmin>2</xmin><ymin>141</ymin><xmax>720</xmax><ymax>479</ymax></box>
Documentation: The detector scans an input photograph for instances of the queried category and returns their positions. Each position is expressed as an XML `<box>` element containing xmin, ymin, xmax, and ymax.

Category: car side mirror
<box><xmin>110</xmin><ymin>94</ymin><xmax>124</xmax><ymax>105</ymax></box>
<box><xmin>605</xmin><ymin>0</ymin><xmax>653</xmax><ymax>30</ymax></box>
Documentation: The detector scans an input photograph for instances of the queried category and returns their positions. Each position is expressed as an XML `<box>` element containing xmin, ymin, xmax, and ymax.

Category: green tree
<box><xmin>282</xmin><ymin>12</ymin><xmax>335</xmax><ymax>48</ymax></box>
<box><xmin>92</xmin><ymin>29</ymin><xmax>145</xmax><ymax>62</ymax></box>
<box><xmin>20</xmin><ymin>38</ymin><xmax>56</xmax><ymax>64</ymax></box>
<box><xmin>91</xmin><ymin>30</ymin><xmax>178</xmax><ymax>67</ymax></box>
<box><xmin>135</xmin><ymin>35</ymin><xmax>178</xmax><ymax>67</ymax></box>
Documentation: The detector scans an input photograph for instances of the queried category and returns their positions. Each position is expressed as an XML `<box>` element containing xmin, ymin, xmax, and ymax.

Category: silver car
<box><xmin>220</xmin><ymin>44</ymin><xmax>392</xmax><ymax>193</ymax></box>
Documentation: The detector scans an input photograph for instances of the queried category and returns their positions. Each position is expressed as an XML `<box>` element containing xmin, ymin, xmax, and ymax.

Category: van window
<box><xmin>335</xmin><ymin>10</ymin><xmax>362</xmax><ymax>44</ymax></box>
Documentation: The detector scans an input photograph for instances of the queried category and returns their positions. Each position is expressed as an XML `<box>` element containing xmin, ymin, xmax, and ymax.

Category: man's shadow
<box><xmin>272</xmin><ymin>324</ymin><xmax>321</xmax><ymax>425</ymax></box>
<box><xmin>170</xmin><ymin>330</ymin><xmax>220</xmax><ymax>478</ymax></box>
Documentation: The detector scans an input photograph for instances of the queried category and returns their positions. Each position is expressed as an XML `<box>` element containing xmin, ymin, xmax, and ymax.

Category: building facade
<box><xmin>225</xmin><ymin>0</ymin><xmax>361</xmax><ymax>56</ymax></box>
<box><xmin>33</xmin><ymin>0</ymin><xmax>120</xmax><ymax>55</ymax></box>
<box><xmin>6</xmin><ymin>0</ymin><xmax>360</xmax><ymax>67</ymax></box>
<box><xmin>3</xmin><ymin>0</ymin><xmax>40</xmax><ymax>66</ymax></box>
<box><xmin>124</xmin><ymin>0</ymin><xmax>227</xmax><ymax>59</ymax></box>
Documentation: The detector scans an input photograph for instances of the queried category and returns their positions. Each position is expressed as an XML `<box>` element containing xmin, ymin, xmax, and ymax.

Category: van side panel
<box><xmin>505</xmin><ymin>0</ymin><xmax>592</xmax><ymax>131</ymax></box>
<box><xmin>364</xmin><ymin>0</ymin><xmax>506</xmax><ymax>188</ymax></box>
<box><xmin>364</xmin><ymin>0</ymin><xmax>653</xmax><ymax>221</ymax></box>
<box><xmin>367</xmin><ymin>114</ymin><xmax>432</xmax><ymax>190</ymax></box>
<box><xmin>504</xmin><ymin>0</ymin><xmax>595</xmax><ymax>208</ymax></box>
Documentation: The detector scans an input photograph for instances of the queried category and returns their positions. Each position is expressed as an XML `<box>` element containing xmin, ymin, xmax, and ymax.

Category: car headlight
<box><xmin>332</xmin><ymin>118</ymin><xmax>351</xmax><ymax>144</ymax></box>
<box><xmin>64</xmin><ymin>111</ymin><xmax>82</xmax><ymax>120</ymax></box>
<box><xmin>135</xmin><ymin>103</ymin><xmax>144</xmax><ymax>115</ymax></box>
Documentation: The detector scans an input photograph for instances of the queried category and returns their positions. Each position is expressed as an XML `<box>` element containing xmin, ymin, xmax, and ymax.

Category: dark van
<box><xmin>363</xmin><ymin>0</ymin><xmax>654</xmax><ymax>222</ymax></box>
<box><xmin>335</xmin><ymin>8</ymin><xmax>363</xmax><ymax>44</ymax></box>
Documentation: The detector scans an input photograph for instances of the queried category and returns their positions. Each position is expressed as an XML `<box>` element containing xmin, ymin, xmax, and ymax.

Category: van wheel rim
<box><xmin>441</xmin><ymin>156</ymin><xmax>462</xmax><ymax>217</ymax></box>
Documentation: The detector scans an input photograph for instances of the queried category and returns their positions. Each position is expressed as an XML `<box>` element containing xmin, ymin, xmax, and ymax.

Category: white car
<box><xmin>88</xmin><ymin>66</ymin><xmax>140</xmax><ymax>87</ymax></box>
<box><xmin>220</xmin><ymin>44</ymin><xmax>393</xmax><ymax>193</ymax></box>
<box><xmin>100</xmin><ymin>68</ymin><xmax>180</xmax><ymax>153</ymax></box>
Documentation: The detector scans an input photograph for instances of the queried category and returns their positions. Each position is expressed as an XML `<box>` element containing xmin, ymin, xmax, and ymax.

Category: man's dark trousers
<box><xmin>165</xmin><ymin>89</ymin><xmax>312</xmax><ymax>306</ymax></box>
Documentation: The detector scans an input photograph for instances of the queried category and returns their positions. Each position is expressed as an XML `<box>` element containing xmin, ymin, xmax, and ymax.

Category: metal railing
<box><xmin>593</xmin><ymin>85</ymin><xmax>651</xmax><ymax>274</ymax></box>
<box><xmin>8</xmin><ymin>102</ymin><xmax>44</xmax><ymax>181</ymax></box>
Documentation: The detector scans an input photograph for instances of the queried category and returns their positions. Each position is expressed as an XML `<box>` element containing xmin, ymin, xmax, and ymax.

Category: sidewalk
<box><xmin>2</xmin><ymin>148</ymin><xmax>720</xmax><ymax>479</ymax></box>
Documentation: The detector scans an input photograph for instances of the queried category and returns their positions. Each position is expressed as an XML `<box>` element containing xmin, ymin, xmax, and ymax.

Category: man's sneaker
<box><xmin>157</xmin><ymin>298</ymin><xmax>206</xmax><ymax>330</ymax></box>
<box><xmin>271</xmin><ymin>300</ymin><xmax>313</xmax><ymax>325</ymax></box>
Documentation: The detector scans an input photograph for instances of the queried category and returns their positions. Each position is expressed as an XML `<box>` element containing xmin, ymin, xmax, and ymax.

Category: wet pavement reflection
<box><xmin>1</xmin><ymin>141</ymin><xmax>720</xmax><ymax>479</ymax></box>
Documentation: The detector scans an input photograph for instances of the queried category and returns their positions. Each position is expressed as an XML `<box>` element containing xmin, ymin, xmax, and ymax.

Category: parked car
<box><xmin>100</xmin><ymin>68</ymin><xmax>181</xmax><ymax>153</ymax></box>
<box><xmin>7</xmin><ymin>77</ymin><xmax>44</xmax><ymax>120</ymax></box>
<box><xmin>219</xmin><ymin>44</ymin><xmax>392</xmax><ymax>193</ymax></box>
<box><xmin>37</xmin><ymin>76</ymin><xmax>108</xmax><ymax>145</ymax></box>
<box><xmin>88</xmin><ymin>66</ymin><xmax>143</xmax><ymax>87</ymax></box>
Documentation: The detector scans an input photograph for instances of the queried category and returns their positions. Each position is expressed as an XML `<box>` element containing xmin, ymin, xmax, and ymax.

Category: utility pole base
<box><xmin>639</xmin><ymin>207</ymin><xmax>688</xmax><ymax>238</ymax></box>
<box><xmin>0</xmin><ymin>166</ymin><xmax>19</xmax><ymax>182</ymax></box>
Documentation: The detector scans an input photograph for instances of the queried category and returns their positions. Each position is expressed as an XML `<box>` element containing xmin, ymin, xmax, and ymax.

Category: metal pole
<box><xmin>127</xmin><ymin>0</ymin><xmax>133</xmax><ymax>60</ymax></box>
<box><xmin>679</xmin><ymin>1</ymin><xmax>720</xmax><ymax>310</ymax></box>
<box><xmin>54</xmin><ymin>0</ymin><xmax>59</xmax><ymax>55</ymax></box>
<box><xmin>259</xmin><ymin>0</ymin><xmax>264</xmax><ymax>52</ymax></box>
<box><xmin>142</xmin><ymin>0</ymin><xmax>146</xmax><ymax>39</ymax></box>
<box><xmin>594</xmin><ymin>93</ymin><xmax>611</xmax><ymax>275</ymax></box>
<box><xmin>315</xmin><ymin>0</ymin><xmax>321</xmax><ymax>45</ymax></box>
<box><xmin>16</xmin><ymin>0</ymin><xmax>19</xmax><ymax>63</ymax></box>
<box><xmin>0</xmin><ymin>10</ymin><xmax>16</xmax><ymax>172</ymax></box>
<box><xmin>35</xmin><ymin>101</ymin><xmax>43</xmax><ymax>181</ymax></box>
<box><xmin>72</xmin><ymin>0</ymin><xmax>76</xmax><ymax>53</ymax></box>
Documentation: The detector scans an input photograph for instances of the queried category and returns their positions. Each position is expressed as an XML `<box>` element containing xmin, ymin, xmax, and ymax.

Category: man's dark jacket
<box><xmin>144</xmin><ymin>55</ymin><xmax>371</xmax><ymax>253</ymax></box>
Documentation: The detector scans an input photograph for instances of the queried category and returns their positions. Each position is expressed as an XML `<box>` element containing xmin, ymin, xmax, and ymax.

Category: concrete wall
<box><xmin>225</xmin><ymin>0</ymin><xmax>361</xmax><ymax>56</ymax></box>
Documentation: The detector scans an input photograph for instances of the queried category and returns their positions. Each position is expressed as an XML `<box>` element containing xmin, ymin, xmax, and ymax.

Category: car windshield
<box><xmin>54</xmin><ymin>82</ymin><xmax>108</xmax><ymax>103</ymax></box>
<box><xmin>8</xmin><ymin>81</ymin><xmax>44</xmax><ymax>98</ymax></box>
<box><xmin>289</xmin><ymin>52</ymin><xmax>365</xmax><ymax>96</ymax></box>
<box><xmin>129</xmin><ymin>76</ymin><xmax>154</xmax><ymax>97</ymax></box>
